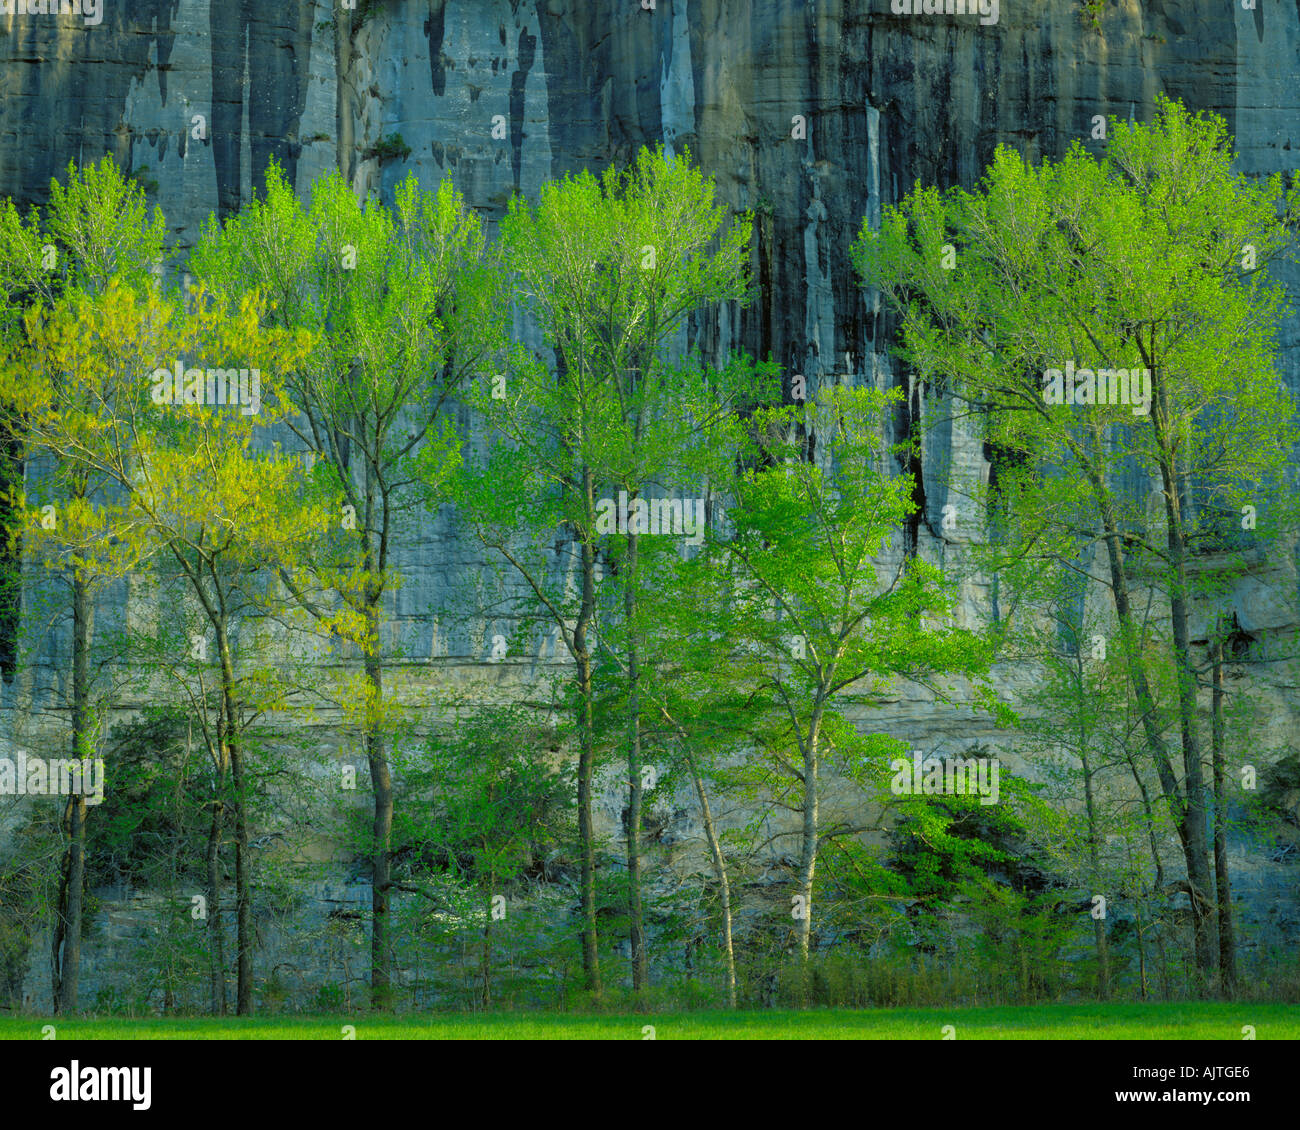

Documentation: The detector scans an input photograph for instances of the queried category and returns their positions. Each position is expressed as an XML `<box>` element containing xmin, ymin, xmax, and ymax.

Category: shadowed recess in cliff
<box><xmin>426</xmin><ymin>0</ymin><xmax>448</xmax><ymax>98</ymax></box>
<box><xmin>534</xmin><ymin>3</ymin><xmax>665</xmax><ymax>179</ymax></box>
<box><xmin>511</xmin><ymin>25</ymin><xmax>537</xmax><ymax>194</ymax></box>
<box><xmin>209</xmin><ymin>0</ymin><xmax>315</xmax><ymax>218</ymax></box>
<box><xmin>886</xmin><ymin>375</ymin><xmax>927</xmax><ymax>558</ymax></box>
<box><xmin>0</xmin><ymin>0</ymin><xmax>180</xmax><ymax>207</ymax></box>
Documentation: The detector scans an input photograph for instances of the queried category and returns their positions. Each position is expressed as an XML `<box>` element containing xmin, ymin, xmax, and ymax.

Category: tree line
<box><xmin>0</xmin><ymin>97</ymin><xmax>1297</xmax><ymax>1014</ymax></box>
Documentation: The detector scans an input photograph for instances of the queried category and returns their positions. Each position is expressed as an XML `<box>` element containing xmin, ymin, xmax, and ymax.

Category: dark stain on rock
<box><xmin>686</xmin><ymin>0</ymin><xmax>705</xmax><ymax>153</ymax></box>
<box><xmin>510</xmin><ymin>25</ymin><xmax>537</xmax><ymax>193</ymax></box>
<box><xmin>139</xmin><ymin>126</ymin><xmax>173</xmax><ymax>166</ymax></box>
<box><xmin>209</xmin><ymin>0</ymin><xmax>315</xmax><ymax>219</ymax></box>
<box><xmin>430</xmin><ymin>140</ymin><xmax>462</xmax><ymax>168</ymax></box>
<box><xmin>426</xmin><ymin>0</ymin><xmax>448</xmax><ymax>97</ymax></box>
<box><xmin>0</xmin><ymin>0</ymin><xmax>179</xmax><ymax>208</ymax></box>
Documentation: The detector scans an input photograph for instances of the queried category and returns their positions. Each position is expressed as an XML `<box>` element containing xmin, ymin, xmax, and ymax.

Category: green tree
<box><xmin>192</xmin><ymin>163</ymin><xmax>500</xmax><ymax>1008</ymax></box>
<box><xmin>1012</xmin><ymin>597</ymin><xmax>1165</xmax><ymax>999</ymax></box>
<box><xmin>10</xmin><ymin>277</ymin><xmax>317</xmax><ymax>1014</ymax></box>
<box><xmin>395</xmin><ymin>706</ymin><xmax>571</xmax><ymax>1008</ymax></box>
<box><xmin>679</xmin><ymin>385</ymin><xmax>997</xmax><ymax>965</ymax></box>
<box><xmin>452</xmin><ymin>145</ymin><xmax>752</xmax><ymax>994</ymax></box>
<box><xmin>854</xmin><ymin>95</ymin><xmax>1300</xmax><ymax>985</ymax></box>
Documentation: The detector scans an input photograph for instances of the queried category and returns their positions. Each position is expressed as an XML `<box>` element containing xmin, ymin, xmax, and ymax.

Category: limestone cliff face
<box><xmin>3</xmin><ymin>0</ymin><xmax>1298</xmax><ymax>529</ymax></box>
<box><xmin>2</xmin><ymin>0</ymin><xmax>1298</xmax><ymax>735</ymax></box>
<box><xmin>3</xmin><ymin>0</ymin><xmax>1299</xmax><ymax>766</ymax></box>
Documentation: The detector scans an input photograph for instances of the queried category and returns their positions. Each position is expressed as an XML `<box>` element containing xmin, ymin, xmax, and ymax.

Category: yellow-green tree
<box><xmin>0</xmin><ymin>156</ymin><xmax>164</xmax><ymax>1014</ymax></box>
<box><xmin>8</xmin><ymin>277</ymin><xmax>319</xmax><ymax>1015</ymax></box>
<box><xmin>191</xmin><ymin>164</ymin><xmax>500</xmax><ymax>1007</ymax></box>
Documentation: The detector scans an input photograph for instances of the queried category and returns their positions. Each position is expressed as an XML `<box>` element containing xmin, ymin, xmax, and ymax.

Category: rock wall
<box><xmin>4</xmin><ymin>0</ymin><xmax>1298</xmax><ymax>577</ymax></box>
<box><xmin>2</xmin><ymin>1</ymin><xmax>1299</xmax><ymax>1005</ymax></box>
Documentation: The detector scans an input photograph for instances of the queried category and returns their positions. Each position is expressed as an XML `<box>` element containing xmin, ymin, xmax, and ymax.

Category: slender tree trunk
<box><xmin>481</xmin><ymin>866</ymin><xmax>493</xmax><ymax>1010</ymax></box>
<box><xmin>688</xmin><ymin>483</ymin><xmax>737</xmax><ymax>1006</ymax></box>
<box><xmin>1125</xmin><ymin>749</ymin><xmax>1166</xmax><ymax>892</ymax></box>
<box><xmin>365</xmin><ymin>615</ymin><xmax>394</xmax><ymax>1009</ymax></box>
<box><xmin>217</xmin><ymin>623</ymin><xmax>253</xmax><ymax>1015</ymax></box>
<box><xmin>795</xmin><ymin>703</ymin><xmax>824</xmax><ymax>966</ymax></box>
<box><xmin>1211</xmin><ymin>631</ymin><xmax>1237</xmax><ymax>997</ymax></box>
<box><xmin>52</xmin><ymin>572</ymin><xmax>91</xmax><ymax>1014</ymax></box>
<box><xmin>1157</xmin><ymin>454</ymin><xmax>1216</xmax><ymax>981</ymax></box>
<box><xmin>684</xmin><ymin>744</ymin><xmax>736</xmax><ymax>1008</ymax></box>
<box><xmin>1081</xmin><ymin>752</ymin><xmax>1110</xmax><ymax>1000</ymax></box>
<box><xmin>228</xmin><ymin>740</ymin><xmax>252</xmax><ymax>1015</ymax></box>
<box><xmin>1085</xmin><ymin>441</ymin><xmax>1213</xmax><ymax>980</ymax></box>
<box><xmin>573</xmin><ymin>655</ymin><xmax>601</xmax><ymax>991</ymax></box>
<box><xmin>572</xmin><ymin>470</ymin><xmax>601</xmax><ymax>994</ymax></box>
<box><xmin>53</xmin><ymin>798</ymin><xmax>85</xmax><ymax>1014</ymax></box>
<box><xmin>1124</xmin><ymin>747</ymin><xmax>1175</xmax><ymax>1000</ymax></box>
<box><xmin>623</xmin><ymin>509</ymin><xmax>647</xmax><ymax>992</ymax></box>
<box><xmin>206</xmin><ymin>747</ymin><xmax>228</xmax><ymax>1016</ymax></box>
<box><xmin>168</xmin><ymin>725</ymin><xmax>196</xmax><ymax>1014</ymax></box>
<box><xmin>1135</xmin><ymin>887</ymin><xmax>1148</xmax><ymax>1000</ymax></box>
<box><xmin>50</xmin><ymin>811</ymin><xmax>69</xmax><ymax>1010</ymax></box>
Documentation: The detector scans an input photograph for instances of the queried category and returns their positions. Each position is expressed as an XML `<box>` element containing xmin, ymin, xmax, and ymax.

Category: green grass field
<box><xmin>1</xmin><ymin>1002</ymin><xmax>1295</xmax><ymax>1039</ymax></box>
